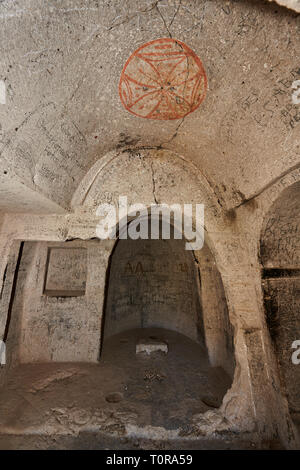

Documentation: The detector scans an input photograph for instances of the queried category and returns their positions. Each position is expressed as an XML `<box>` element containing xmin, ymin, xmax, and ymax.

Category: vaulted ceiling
<box><xmin>0</xmin><ymin>0</ymin><xmax>299</xmax><ymax>213</ymax></box>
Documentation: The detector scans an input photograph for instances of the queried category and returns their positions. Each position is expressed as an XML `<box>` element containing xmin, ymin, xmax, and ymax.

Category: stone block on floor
<box><xmin>136</xmin><ymin>338</ymin><xmax>168</xmax><ymax>355</ymax></box>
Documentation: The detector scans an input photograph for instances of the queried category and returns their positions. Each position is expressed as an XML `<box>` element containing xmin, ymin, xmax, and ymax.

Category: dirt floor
<box><xmin>0</xmin><ymin>328</ymin><xmax>284</xmax><ymax>449</ymax></box>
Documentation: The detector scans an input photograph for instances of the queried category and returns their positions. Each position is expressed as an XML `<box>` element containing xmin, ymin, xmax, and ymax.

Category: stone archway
<box><xmin>74</xmin><ymin>148</ymin><xmax>236</xmax><ymax>373</ymax></box>
<box><xmin>98</xmin><ymin>213</ymin><xmax>234</xmax><ymax>431</ymax></box>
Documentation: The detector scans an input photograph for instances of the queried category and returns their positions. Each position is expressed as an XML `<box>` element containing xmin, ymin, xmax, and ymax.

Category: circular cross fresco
<box><xmin>119</xmin><ymin>38</ymin><xmax>207</xmax><ymax>120</ymax></box>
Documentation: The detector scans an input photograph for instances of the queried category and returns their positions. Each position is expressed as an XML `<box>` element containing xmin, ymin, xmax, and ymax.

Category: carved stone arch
<box><xmin>73</xmin><ymin>148</ymin><xmax>236</xmax><ymax>382</ymax></box>
<box><xmin>71</xmin><ymin>148</ymin><xmax>226</xmax><ymax>237</ymax></box>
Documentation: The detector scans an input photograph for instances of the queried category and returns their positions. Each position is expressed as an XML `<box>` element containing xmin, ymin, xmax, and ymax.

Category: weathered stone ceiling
<box><xmin>0</xmin><ymin>0</ymin><xmax>299</xmax><ymax>213</ymax></box>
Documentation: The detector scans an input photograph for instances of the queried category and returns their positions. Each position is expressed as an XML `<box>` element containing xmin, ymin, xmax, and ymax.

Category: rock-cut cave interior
<box><xmin>0</xmin><ymin>0</ymin><xmax>299</xmax><ymax>451</ymax></box>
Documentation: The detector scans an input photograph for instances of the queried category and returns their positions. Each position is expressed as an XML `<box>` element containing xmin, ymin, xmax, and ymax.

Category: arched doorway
<box><xmin>100</xmin><ymin>218</ymin><xmax>234</xmax><ymax>429</ymax></box>
<box><xmin>72</xmin><ymin>148</ymin><xmax>236</xmax><ymax>438</ymax></box>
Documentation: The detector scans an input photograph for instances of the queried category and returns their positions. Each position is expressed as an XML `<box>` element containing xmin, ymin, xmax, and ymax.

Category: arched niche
<box><xmin>102</xmin><ymin>223</ymin><xmax>204</xmax><ymax>344</ymax></box>
<box><xmin>99</xmin><ymin>213</ymin><xmax>235</xmax><ymax>428</ymax></box>
<box><xmin>260</xmin><ymin>181</ymin><xmax>300</xmax><ymax>419</ymax></box>
<box><xmin>73</xmin><ymin>148</ymin><xmax>236</xmax><ymax>409</ymax></box>
<box><xmin>100</xmin><ymin>212</ymin><xmax>235</xmax><ymax>380</ymax></box>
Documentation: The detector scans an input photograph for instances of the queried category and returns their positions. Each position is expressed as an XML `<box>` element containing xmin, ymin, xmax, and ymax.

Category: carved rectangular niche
<box><xmin>44</xmin><ymin>247</ymin><xmax>87</xmax><ymax>297</ymax></box>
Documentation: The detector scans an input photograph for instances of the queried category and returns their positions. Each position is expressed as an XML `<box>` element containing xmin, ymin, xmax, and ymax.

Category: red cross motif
<box><xmin>119</xmin><ymin>38</ymin><xmax>207</xmax><ymax>120</ymax></box>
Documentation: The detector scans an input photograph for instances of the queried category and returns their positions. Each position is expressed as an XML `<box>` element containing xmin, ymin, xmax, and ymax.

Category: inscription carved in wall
<box><xmin>104</xmin><ymin>237</ymin><xmax>203</xmax><ymax>342</ymax></box>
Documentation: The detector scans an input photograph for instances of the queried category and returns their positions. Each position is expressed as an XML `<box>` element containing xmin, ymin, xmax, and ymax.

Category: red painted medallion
<box><xmin>119</xmin><ymin>38</ymin><xmax>207</xmax><ymax>120</ymax></box>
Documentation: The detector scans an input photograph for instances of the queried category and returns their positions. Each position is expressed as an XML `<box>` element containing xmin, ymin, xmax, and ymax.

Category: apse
<box><xmin>102</xmin><ymin>233</ymin><xmax>204</xmax><ymax>344</ymax></box>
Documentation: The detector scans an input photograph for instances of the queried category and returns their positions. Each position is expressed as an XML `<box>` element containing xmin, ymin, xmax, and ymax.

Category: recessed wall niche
<box><xmin>44</xmin><ymin>247</ymin><xmax>87</xmax><ymax>297</ymax></box>
<box><xmin>2</xmin><ymin>239</ymin><xmax>106</xmax><ymax>364</ymax></box>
